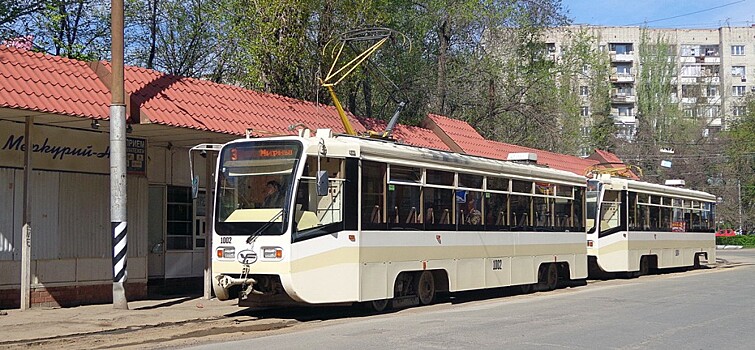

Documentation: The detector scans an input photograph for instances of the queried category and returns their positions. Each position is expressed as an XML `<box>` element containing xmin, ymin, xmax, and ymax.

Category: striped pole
<box><xmin>112</xmin><ymin>221</ymin><xmax>128</xmax><ymax>282</ymax></box>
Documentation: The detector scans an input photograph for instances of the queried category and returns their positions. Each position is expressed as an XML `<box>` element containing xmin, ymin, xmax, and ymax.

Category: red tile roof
<box><xmin>425</xmin><ymin>114</ymin><xmax>600</xmax><ymax>176</ymax></box>
<box><xmin>0</xmin><ymin>46</ymin><xmax>110</xmax><ymax>119</ymax></box>
<box><xmin>0</xmin><ymin>46</ymin><xmax>626</xmax><ymax>178</ymax></box>
<box><xmin>359</xmin><ymin>117</ymin><xmax>452</xmax><ymax>151</ymax></box>
<box><xmin>107</xmin><ymin>63</ymin><xmax>366</xmax><ymax>136</ymax></box>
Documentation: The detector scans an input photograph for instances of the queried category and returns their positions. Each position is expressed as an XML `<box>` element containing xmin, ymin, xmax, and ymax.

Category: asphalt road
<box><xmin>189</xmin><ymin>250</ymin><xmax>755</xmax><ymax>350</ymax></box>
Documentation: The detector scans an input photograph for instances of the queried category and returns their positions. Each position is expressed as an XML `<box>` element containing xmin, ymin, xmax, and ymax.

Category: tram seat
<box><xmin>393</xmin><ymin>206</ymin><xmax>399</xmax><ymax>223</ymax></box>
<box><xmin>406</xmin><ymin>207</ymin><xmax>418</xmax><ymax>223</ymax></box>
<box><xmin>496</xmin><ymin>211</ymin><xmax>505</xmax><ymax>226</ymax></box>
<box><xmin>459</xmin><ymin>210</ymin><xmax>466</xmax><ymax>224</ymax></box>
<box><xmin>440</xmin><ymin>209</ymin><xmax>450</xmax><ymax>224</ymax></box>
<box><xmin>371</xmin><ymin>205</ymin><xmax>381</xmax><ymax>223</ymax></box>
<box><xmin>426</xmin><ymin>208</ymin><xmax>434</xmax><ymax>224</ymax></box>
<box><xmin>516</xmin><ymin>212</ymin><xmax>528</xmax><ymax>227</ymax></box>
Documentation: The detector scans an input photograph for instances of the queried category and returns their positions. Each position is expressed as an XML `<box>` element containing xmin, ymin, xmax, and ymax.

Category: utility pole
<box><xmin>111</xmin><ymin>0</ymin><xmax>129</xmax><ymax>310</ymax></box>
<box><xmin>20</xmin><ymin>116</ymin><xmax>33</xmax><ymax>310</ymax></box>
<box><xmin>738</xmin><ymin>179</ymin><xmax>743</xmax><ymax>234</ymax></box>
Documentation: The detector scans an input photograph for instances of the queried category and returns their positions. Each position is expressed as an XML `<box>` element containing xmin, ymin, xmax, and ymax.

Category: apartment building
<box><xmin>544</xmin><ymin>26</ymin><xmax>755</xmax><ymax>144</ymax></box>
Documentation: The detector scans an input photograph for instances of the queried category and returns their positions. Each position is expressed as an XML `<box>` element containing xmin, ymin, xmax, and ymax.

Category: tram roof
<box><xmin>332</xmin><ymin>134</ymin><xmax>587</xmax><ymax>185</ymax></box>
<box><xmin>599</xmin><ymin>176</ymin><xmax>716</xmax><ymax>202</ymax></box>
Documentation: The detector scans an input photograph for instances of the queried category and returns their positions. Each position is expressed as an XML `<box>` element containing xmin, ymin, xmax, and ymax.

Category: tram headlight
<box><xmin>216</xmin><ymin>246</ymin><xmax>235</xmax><ymax>259</ymax></box>
<box><xmin>262</xmin><ymin>247</ymin><xmax>283</xmax><ymax>259</ymax></box>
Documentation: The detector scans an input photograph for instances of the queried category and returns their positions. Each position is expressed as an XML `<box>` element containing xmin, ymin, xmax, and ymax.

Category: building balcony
<box><xmin>611</xmin><ymin>114</ymin><xmax>636</xmax><ymax>124</ymax></box>
<box><xmin>708</xmin><ymin>117</ymin><xmax>722</xmax><ymax>128</ymax></box>
<box><xmin>610</xmin><ymin>52</ymin><xmax>634</xmax><ymax>62</ymax></box>
<box><xmin>610</xmin><ymin>73</ymin><xmax>634</xmax><ymax>83</ymax></box>
<box><xmin>611</xmin><ymin>94</ymin><xmax>636</xmax><ymax>103</ymax></box>
<box><xmin>681</xmin><ymin>97</ymin><xmax>697</xmax><ymax>104</ymax></box>
<box><xmin>697</xmin><ymin>56</ymin><xmax>720</xmax><ymax>64</ymax></box>
<box><xmin>699</xmin><ymin>76</ymin><xmax>720</xmax><ymax>84</ymax></box>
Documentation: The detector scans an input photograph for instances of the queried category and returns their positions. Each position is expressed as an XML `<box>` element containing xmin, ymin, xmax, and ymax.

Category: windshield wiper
<box><xmin>246</xmin><ymin>209</ymin><xmax>284</xmax><ymax>244</ymax></box>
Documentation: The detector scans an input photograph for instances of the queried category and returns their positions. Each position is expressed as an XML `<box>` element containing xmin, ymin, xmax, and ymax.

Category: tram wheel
<box><xmin>368</xmin><ymin>299</ymin><xmax>390</xmax><ymax>312</ymax></box>
<box><xmin>545</xmin><ymin>264</ymin><xmax>558</xmax><ymax>290</ymax></box>
<box><xmin>639</xmin><ymin>257</ymin><xmax>650</xmax><ymax>276</ymax></box>
<box><xmin>416</xmin><ymin>271</ymin><xmax>436</xmax><ymax>305</ymax></box>
<box><xmin>537</xmin><ymin>264</ymin><xmax>558</xmax><ymax>291</ymax></box>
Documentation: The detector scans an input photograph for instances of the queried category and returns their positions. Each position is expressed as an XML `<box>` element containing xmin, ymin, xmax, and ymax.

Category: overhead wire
<box><xmin>623</xmin><ymin>0</ymin><xmax>748</xmax><ymax>26</ymax></box>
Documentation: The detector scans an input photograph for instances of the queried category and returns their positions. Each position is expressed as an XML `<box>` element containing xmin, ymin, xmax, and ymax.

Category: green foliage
<box><xmin>716</xmin><ymin>235</ymin><xmax>755</xmax><ymax>248</ymax></box>
<box><xmin>721</xmin><ymin>95</ymin><xmax>755</xmax><ymax>231</ymax></box>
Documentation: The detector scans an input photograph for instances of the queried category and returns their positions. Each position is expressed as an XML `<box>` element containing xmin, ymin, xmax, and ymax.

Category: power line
<box><xmin>624</xmin><ymin>0</ymin><xmax>747</xmax><ymax>26</ymax></box>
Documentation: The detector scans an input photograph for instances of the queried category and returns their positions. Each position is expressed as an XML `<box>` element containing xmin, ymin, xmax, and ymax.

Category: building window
<box><xmin>615</xmin><ymin>63</ymin><xmax>631</xmax><ymax>74</ymax></box>
<box><xmin>580</xmin><ymin>86</ymin><xmax>589</xmax><ymax>96</ymax></box>
<box><xmin>732</xmin><ymin>66</ymin><xmax>746</xmax><ymax>77</ymax></box>
<box><xmin>733</xmin><ymin>105</ymin><xmax>746</xmax><ymax>116</ymax></box>
<box><xmin>618</xmin><ymin>106</ymin><xmax>633</xmax><ymax>116</ymax></box>
<box><xmin>733</xmin><ymin>86</ymin><xmax>746</xmax><ymax>97</ymax></box>
<box><xmin>680</xmin><ymin>65</ymin><xmax>701</xmax><ymax>77</ymax></box>
<box><xmin>705</xmin><ymin>85</ymin><xmax>718</xmax><ymax>97</ymax></box>
<box><xmin>731</xmin><ymin>45</ymin><xmax>745</xmax><ymax>56</ymax></box>
<box><xmin>581</xmin><ymin>126</ymin><xmax>591</xmax><ymax>137</ymax></box>
<box><xmin>581</xmin><ymin>106</ymin><xmax>589</xmax><ymax>117</ymax></box>
<box><xmin>167</xmin><ymin>186</ymin><xmax>193</xmax><ymax>250</ymax></box>
<box><xmin>609</xmin><ymin>43</ymin><xmax>633</xmax><ymax>54</ymax></box>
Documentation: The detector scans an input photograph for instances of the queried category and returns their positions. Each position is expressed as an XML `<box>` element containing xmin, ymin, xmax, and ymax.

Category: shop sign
<box><xmin>0</xmin><ymin>120</ymin><xmax>147</xmax><ymax>175</ymax></box>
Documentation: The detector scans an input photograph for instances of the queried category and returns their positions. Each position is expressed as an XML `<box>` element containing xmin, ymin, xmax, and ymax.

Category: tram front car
<box><xmin>211</xmin><ymin>134</ymin><xmax>353</xmax><ymax>307</ymax></box>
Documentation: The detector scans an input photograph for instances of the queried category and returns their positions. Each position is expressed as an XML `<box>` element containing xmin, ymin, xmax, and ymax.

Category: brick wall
<box><xmin>0</xmin><ymin>282</ymin><xmax>147</xmax><ymax>309</ymax></box>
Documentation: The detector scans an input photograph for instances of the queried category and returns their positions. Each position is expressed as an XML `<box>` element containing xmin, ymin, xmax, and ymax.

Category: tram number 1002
<box><xmin>492</xmin><ymin>259</ymin><xmax>503</xmax><ymax>270</ymax></box>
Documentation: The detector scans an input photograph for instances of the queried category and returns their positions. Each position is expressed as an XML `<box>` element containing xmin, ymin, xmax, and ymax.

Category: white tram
<box><xmin>210</xmin><ymin>129</ymin><xmax>589</xmax><ymax>310</ymax></box>
<box><xmin>586</xmin><ymin>175</ymin><xmax>716</xmax><ymax>277</ymax></box>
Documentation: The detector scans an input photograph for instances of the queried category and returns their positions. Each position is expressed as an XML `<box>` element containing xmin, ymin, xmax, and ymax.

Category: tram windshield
<box><xmin>215</xmin><ymin>141</ymin><xmax>303</xmax><ymax>236</ymax></box>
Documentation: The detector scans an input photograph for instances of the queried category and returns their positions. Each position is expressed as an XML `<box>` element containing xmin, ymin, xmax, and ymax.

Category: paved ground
<box><xmin>0</xmin><ymin>296</ymin><xmax>241</xmax><ymax>344</ymax></box>
<box><xmin>0</xmin><ymin>249</ymin><xmax>751</xmax><ymax>349</ymax></box>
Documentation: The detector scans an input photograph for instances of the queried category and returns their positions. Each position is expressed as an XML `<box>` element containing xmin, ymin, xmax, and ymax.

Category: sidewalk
<box><xmin>0</xmin><ymin>295</ymin><xmax>241</xmax><ymax>344</ymax></box>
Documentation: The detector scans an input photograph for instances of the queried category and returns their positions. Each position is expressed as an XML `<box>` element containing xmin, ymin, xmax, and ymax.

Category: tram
<box><xmin>209</xmin><ymin>129</ymin><xmax>589</xmax><ymax>310</ymax></box>
<box><xmin>586</xmin><ymin>175</ymin><xmax>717</xmax><ymax>277</ymax></box>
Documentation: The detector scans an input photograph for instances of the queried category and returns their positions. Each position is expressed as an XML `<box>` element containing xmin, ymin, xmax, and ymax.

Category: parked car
<box><xmin>716</xmin><ymin>229</ymin><xmax>736</xmax><ymax>237</ymax></box>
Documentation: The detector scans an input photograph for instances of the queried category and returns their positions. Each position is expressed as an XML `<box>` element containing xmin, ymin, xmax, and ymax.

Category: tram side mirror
<box><xmin>316</xmin><ymin>170</ymin><xmax>329</xmax><ymax>196</ymax></box>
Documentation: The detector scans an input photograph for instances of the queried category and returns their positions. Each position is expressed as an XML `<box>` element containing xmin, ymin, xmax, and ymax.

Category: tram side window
<box><xmin>628</xmin><ymin>192</ymin><xmax>637</xmax><ymax>230</ymax></box>
<box><xmin>425</xmin><ymin>186</ymin><xmax>454</xmax><ymax>226</ymax></box>
<box><xmin>599</xmin><ymin>190</ymin><xmax>623</xmax><ymax>236</ymax></box>
<box><xmin>387</xmin><ymin>185</ymin><xmax>421</xmax><ymax>226</ymax></box>
<box><xmin>510</xmin><ymin>194</ymin><xmax>532</xmax><ymax>227</ymax></box>
<box><xmin>554</xmin><ymin>198</ymin><xmax>572</xmax><ymax>229</ymax></box>
<box><xmin>361</xmin><ymin>161</ymin><xmax>386</xmax><ymax>227</ymax></box>
<box><xmin>702</xmin><ymin>203</ymin><xmax>715</xmax><ymax>232</ymax></box>
<box><xmin>533</xmin><ymin>196</ymin><xmax>555</xmax><ymax>230</ymax></box>
<box><xmin>574</xmin><ymin>187</ymin><xmax>584</xmax><ymax>231</ymax></box>
<box><xmin>297</xmin><ymin>156</ymin><xmax>344</xmax><ymax>229</ymax></box>
<box><xmin>458</xmin><ymin>190</ymin><xmax>483</xmax><ymax>226</ymax></box>
<box><xmin>660</xmin><ymin>197</ymin><xmax>672</xmax><ymax>231</ymax></box>
<box><xmin>634</xmin><ymin>193</ymin><xmax>650</xmax><ymax>230</ymax></box>
<box><xmin>485</xmin><ymin>192</ymin><xmax>508</xmax><ymax>227</ymax></box>
<box><xmin>672</xmin><ymin>198</ymin><xmax>685</xmax><ymax>232</ymax></box>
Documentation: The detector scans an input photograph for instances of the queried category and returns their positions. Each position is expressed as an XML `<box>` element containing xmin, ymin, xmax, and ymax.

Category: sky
<box><xmin>564</xmin><ymin>0</ymin><xmax>755</xmax><ymax>28</ymax></box>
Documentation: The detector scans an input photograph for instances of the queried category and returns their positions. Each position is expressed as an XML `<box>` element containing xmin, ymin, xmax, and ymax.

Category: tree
<box><xmin>126</xmin><ymin>0</ymin><xmax>227</xmax><ymax>78</ymax></box>
<box><xmin>28</xmin><ymin>0</ymin><xmax>111</xmax><ymax>60</ymax></box>
<box><xmin>0</xmin><ymin>0</ymin><xmax>49</xmax><ymax>36</ymax></box>
<box><xmin>721</xmin><ymin>94</ymin><xmax>755</xmax><ymax>231</ymax></box>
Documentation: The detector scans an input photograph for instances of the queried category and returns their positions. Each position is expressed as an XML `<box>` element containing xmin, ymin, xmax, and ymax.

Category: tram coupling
<box><xmin>216</xmin><ymin>274</ymin><xmax>259</xmax><ymax>298</ymax></box>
